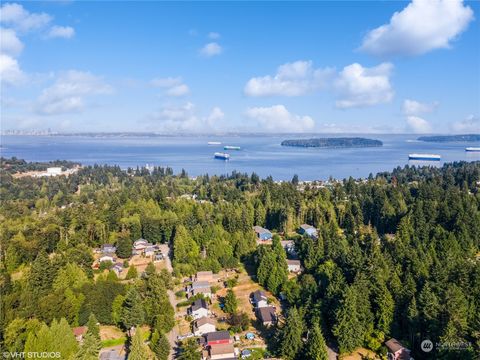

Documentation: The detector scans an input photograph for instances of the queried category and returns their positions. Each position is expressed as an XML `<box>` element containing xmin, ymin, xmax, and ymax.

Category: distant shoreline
<box><xmin>418</xmin><ymin>134</ymin><xmax>480</xmax><ymax>142</ymax></box>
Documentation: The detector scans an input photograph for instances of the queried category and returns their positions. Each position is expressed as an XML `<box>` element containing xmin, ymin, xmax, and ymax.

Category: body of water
<box><xmin>1</xmin><ymin>134</ymin><xmax>479</xmax><ymax>180</ymax></box>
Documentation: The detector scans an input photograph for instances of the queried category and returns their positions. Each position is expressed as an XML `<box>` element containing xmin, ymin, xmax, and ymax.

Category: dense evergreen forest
<box><xmin>1</xmin><ymin>159</ymin><xmax>479</xmax><ymax>359</ymax></box>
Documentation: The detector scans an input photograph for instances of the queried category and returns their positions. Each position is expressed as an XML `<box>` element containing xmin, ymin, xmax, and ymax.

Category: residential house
<box><xmin>385</xmin><ymin>338</ymin><xmax>411</xmax><ymax>360</ymax></box>
<box><xmin>72</xmin><ymin>326</ymin><xmax>87</xmax><ymax>342</ymax></box>
<box><xmin>298</xmin><ymin>224</ymin><xmax>317</xmax><ymax>238</ymax></box>
<box><xmin>281</xmin><ymin>240</ymin><xmax>297</xmax><ymax>256</ymax></box>
<box><xmin>189</xmin><ymin>299</ymin><xmax>209</xmax><ymax>320</ymax></box>
<box><xmin>99</xmin><ymin>348</ymin><xmax>127</xmax><ymax>360</ymax></box>
<box><xmin>251</xmin><ymin>290</ymin><xmax>268</xmax><ymax>308</ymax></box>
<box><xmin>133</xmin><ymin>239</ymin><xmax>148</xmax><ymax>250</ymax></box>
<box><xmin>287</xmin><ymin>259</ymin><xmax>301</xmax><ymax>273</ymax></box>
<box><xmin>205</xmin><ymin>331</ymin><xmax>231</xmax><ymax>346</ymax></box>
<box><xmin>189</xmin><ymin>281</ymin><xmax>212</xmax><ymax>298</ymax></box>
<box><xmin>193</xmin><ymin>317</ymin><xmax>216</xmax><ymax>336</ymax></box>
<box><xmin>209</xmin><ymin>343</ymin><xmax>236</xmax><ymax>360</ymax></box>
<box><xmin>102</xmin><ymin>244</ymin><xmax>116</xmax><ymax>254</ymax></box>
<box><xmin>256</xmin><ymin>306</ymin><xmax>276</xmax><ymax>327</ymax></box>
<box><xmin>195</xmin><ymin>271</ymin><xmax>214</xmax><ymax>282</ymax></box>
<box><xmin>144</xmin><ymin>245</ymin><xmax>157</xmax><ymax>257</ymax></box>
<box><xmin>99</xmin><ymin>255</ymin><xmax>115</xmax><ymax>263</ymax></box>
<box><xmin>253</xmin><ymin>226</ymin><xmax>272</xmax><ymax>241</ymax></box>
<box><xmin>111</xmin><ymin>263</ymin><xmax>124</xmax><ymax>276</ymax></box>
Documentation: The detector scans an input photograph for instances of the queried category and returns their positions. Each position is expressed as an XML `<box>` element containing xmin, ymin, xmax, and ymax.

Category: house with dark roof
<box><xmin>189</xmin><ymin>299</ymin><xmax>209</xmax><ymax>320</ymax></box>
<box><xmin>256</xmin><ymin>306</ymin><xmax>277</xmax><ymax>327</ymax></box>
<box><xmin>385</xmin><ymin>338</ymin><xmax>411</xmax><ymax>360</ymax></box>
<box><xmin>253</xmin><ymin>226</ymin><xmax>272</xmax><ymax>241</ymax></box>
<box><xmin>251</xmin><ymin>290</ymin><xmax>268</xmax><ymax>308</ymax></box>
<box><xmin>204</xmin><ymin>331</ymin><xmax>231</xmax><ymax>346</ymax></box>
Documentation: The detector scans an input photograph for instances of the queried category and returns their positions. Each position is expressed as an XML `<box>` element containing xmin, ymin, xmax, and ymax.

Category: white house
<box><xmin>189</xmin><ymin>299</ymin><xmax>209</xmax><ymax>320</ymax></box>
<box><xmin>193</xmin><ymin>317</ymin><xmax>216</xmax><ymax>336</ymax></box>
<box><xmin>251</xmin><ymin>290</ymin><xmax>268</xmax><ymax>308</ymax></box>
<box><xmin>287</xmin><ymin>259</ymin><xmax>301</xmax><ymax>273</ymax></box>
<box><xmin>99</xmin><ymin>255</ymin><xmax>114</xmax><ymax>263</ymax></box>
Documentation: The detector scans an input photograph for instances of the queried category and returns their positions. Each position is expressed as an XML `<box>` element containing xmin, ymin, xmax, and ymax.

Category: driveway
<box><xmin>159</xmin><ymin>243</ymin><xmax>178</xmax><ymax>360</ymax></box>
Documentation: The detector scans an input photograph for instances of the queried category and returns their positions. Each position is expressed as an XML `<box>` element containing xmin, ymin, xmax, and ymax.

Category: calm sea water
<box><xmin>1</xmin><ymin>134</ymin><xmax>479</xmax><ymax>181</ymax></box>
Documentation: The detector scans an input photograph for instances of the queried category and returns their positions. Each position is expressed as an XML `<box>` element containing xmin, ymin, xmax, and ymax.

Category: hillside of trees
<box><xmin>1</xmin><ymin>159</ymin><xmax>479</xmax><ymax>359</ymax></box>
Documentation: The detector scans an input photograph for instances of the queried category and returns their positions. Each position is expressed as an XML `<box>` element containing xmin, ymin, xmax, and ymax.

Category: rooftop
<box><xmin>209</xmin><ymin>343</ymin><xmax>235</xmax><ymax>356</ymax></box>
<box><xmin>385</xmin><ymin>338</ymin><xmax>407</xmax><ymax>353</ymax></box>
<box><xmin>253</xmin><ymin>225</ymin><xmax>271</xmax><ymax>234</ymax></box>
<box><xmin>257</xmin><ymin>306</ymin><xmax>276</xmax><ymax>322</ymax></box>
<box><xmin>205</xmin><ymin>330</ymin><xmax>230</xmax><ymax>342</ymax></box>
<box><xmin>191</xmin><ymin>298</ymin><xmax>208</xmax><ymax>311</ymax></box>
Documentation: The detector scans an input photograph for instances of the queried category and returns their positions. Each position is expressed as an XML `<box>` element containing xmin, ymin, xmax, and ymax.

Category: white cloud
<box><xmin>0</xmin><ymin>3</ymin><xmax>52</xmax><ymax>32</ymax></box>
<box><xmin>36</xmin><ymin>70</ymin><xmax>113</xmax><ymax>115</ymax></box>
<box><xmin>0</xmin><ymin>27</ymin><xmax>23</xmax><ymax>56</ymax></box>
<box><xmin>165</xmin><ymin>84</ymin><xmax>190</xmax><ymax>97</ymax></box>
<box><xmin>245</xmin><ymin>105</ymin><xmax>315</xmax><ymax>132</ymax></box>
<box><xmin>151</xmin><ymin>77</ymin><xmax>182</xmax><ymax>87</ymax></box>
<box><xmin>244</xmin><ymin>60</ymin><xmax>334</xmax><ymax>97</ymax></box>
<box><xmin>0</xmin><ymin>53</ymin><xmax>25</xmax><ymax>85</ymax></box>
<box><xmin>47</xmin><ymin>25</ymin><xmax>75</xmax><ymax>39</ymax></box>
<box><xmin>403</xmin><ymin>99</ymin><xmax>438</xmax><ymax>116</ymax></box>
<box><xmin>200</xmin><ymin>42</ymin><xmax>222</xmax><ymax>57</ymax></box>
<box><xmin>450</xmin><ymin>115</ymin><xmax>480</xmax><ymax>133</ymax></box>
<box><xmin>334</xmin><ymin>62</ymin><xmax>394</xmax><ymax>108</ymax></box>
<box><xmin>0</xmin><ymin>27</ymin><xmax>25</xmax><ymax>86</ymax></box>
<box><xmin>151</xmin><ymin>76</ymin><xmax>190</xmax><ymax>97</ymax></box>
<box><xmin>147</xmin><ymin>102</ymin><xmax>224</xmax><ymax>132</ymax></box>
<box><xmin>206</xmin><ymin>106</ymin><xmax>224</xmax><ymax>127</ymax></box>
<box><xmin>208</xmin><ymin>32</ymin><xmax>220</xmax><ymax>39</ymax></box>
<box><xmin>406</xmin><ymin>115</ymin><xmax>432</xmax><ymax>133</ymax></box>
<box><xmin>360</xmin><ymin>0</ymin><xmax>474</xmax><ymax>57</ymax></box>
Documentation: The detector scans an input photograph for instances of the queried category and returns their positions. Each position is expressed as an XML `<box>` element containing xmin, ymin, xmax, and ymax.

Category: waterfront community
<box><xmin>1</xmin><ymin>0</ymin><xmax>480</xmax><ymax>359</ymax></box>
<box><xmin>1</xmin><ymin>157</ymin><xmax>480</xmax><ymax>360</ymax></box>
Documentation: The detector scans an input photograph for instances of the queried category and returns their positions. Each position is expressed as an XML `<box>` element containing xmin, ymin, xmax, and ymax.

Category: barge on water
<box><xmin>214</xmin><ymin>152</ymin><xmax>230</xmax><ymax>160</ymax></box>
<box><xmin>408</xmin><ymin>153</ymin><xmax>441</xmax><ymax>161</ymax></box>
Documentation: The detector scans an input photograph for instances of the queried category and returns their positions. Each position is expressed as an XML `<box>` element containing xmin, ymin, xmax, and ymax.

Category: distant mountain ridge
<box><xmin>418</xmin><ymin>134</ymin><xmax>480</xmax><ymax>142</ymax></box>
<box><xmin>281</xmin><ymin>137</ymin><xmax>383</xmax><ymax>148</ymax></box>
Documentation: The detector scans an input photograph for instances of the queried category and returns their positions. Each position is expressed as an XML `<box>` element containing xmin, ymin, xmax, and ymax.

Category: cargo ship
<box><xmin>208</xmin><ymin>141</ymin><xmax>221</xmax><ymax>145</ymax></box>
<box><xmin>214</xmin><ymin>152</ymin><xmax>230</xmax><ymax>160</ymax></box>
<box><xmin>465</xmin><ymin>147</ymin><xmax>480</xmax><ymax>152</ymax></box>
<box><xmin>224</xmin><ymin>145</ymin><xmax>241</xmax><ymax>150</ymax></box>
<box><xmin>408</xmin><ymin>153</ymin><xmax>441</xmax><ymax>161</ymax></box>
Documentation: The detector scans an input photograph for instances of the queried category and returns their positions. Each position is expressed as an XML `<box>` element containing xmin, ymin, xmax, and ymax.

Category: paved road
<box><xmin>159</xmin><ymin>244</ymin><xmax>179</xmax><ymax>360</ymax></box>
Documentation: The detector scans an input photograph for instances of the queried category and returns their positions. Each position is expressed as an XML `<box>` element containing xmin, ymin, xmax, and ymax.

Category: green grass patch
<box><xmin>101</xmin><ymin>337</ymin><xmax>126</xmax><ymax>348</ymax></box>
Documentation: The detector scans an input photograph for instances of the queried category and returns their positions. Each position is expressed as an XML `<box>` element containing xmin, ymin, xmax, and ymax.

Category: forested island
<box><xmin>1</xmin><ymin>158</ymin><xmax>479</xmax><ymax>360</ymax></box>
<box><xmin>418</xmin><ymin>134</ymin><xmax>480</xmax><ymax>142</ymax></box>
<box><xmin>281</xmin><ymin>137</ymin><xmax>383</xmax><ymax>148</ymax></box>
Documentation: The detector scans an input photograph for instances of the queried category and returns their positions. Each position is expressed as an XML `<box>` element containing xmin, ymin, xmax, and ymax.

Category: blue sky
<box><xmin>1</xmin><ymin>1</ymin><xmax>479</xmax><ymax>134</ymax></box>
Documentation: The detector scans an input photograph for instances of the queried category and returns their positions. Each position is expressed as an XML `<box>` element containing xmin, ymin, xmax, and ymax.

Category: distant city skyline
<box><xmin>1</xmin><ymin>1</ymin><xmax>479</xmax><ymax>134</ymax></box>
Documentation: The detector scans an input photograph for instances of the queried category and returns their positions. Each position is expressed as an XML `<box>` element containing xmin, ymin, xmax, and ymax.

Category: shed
<box><xmin>253</xmin><ymin>226</ymin><xmax>272</xmax><ymax>241</ymax></box>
